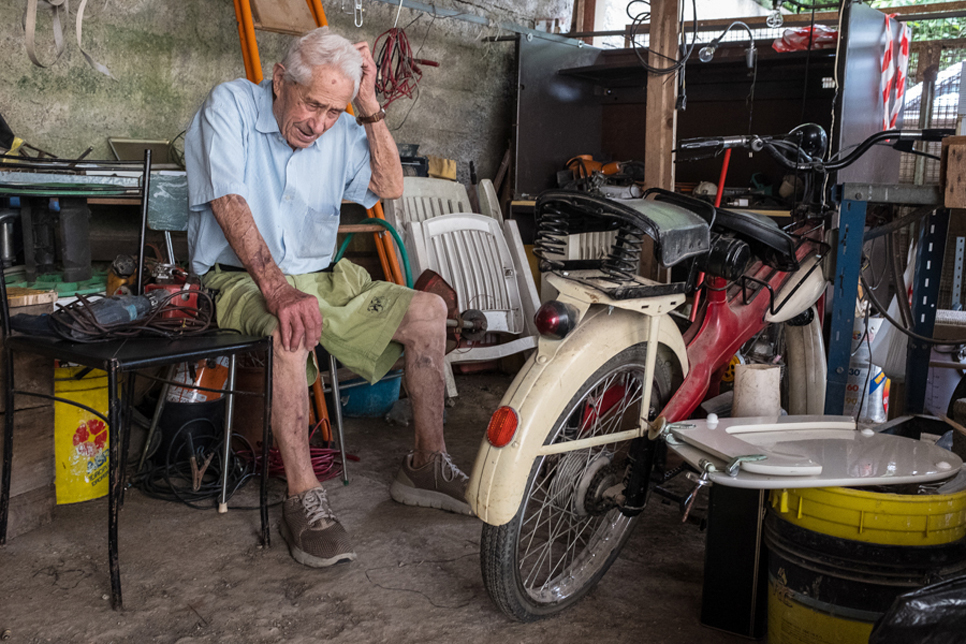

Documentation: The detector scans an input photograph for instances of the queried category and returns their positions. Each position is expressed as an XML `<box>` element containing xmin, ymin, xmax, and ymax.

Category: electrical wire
<box><xmin>47</xmin><ymin>285</ymin><xmax>213</xmax><ymax>343</ymax></box>
<box><xmin>235</xmin><ymin>419</ymin><xmax>360</xmax><ymax>483</ymax></box>
<box><xmin>135</xmin><ymin>418</ymin><xmax>259</xmax><ymax>509</ymax></box>
<box><xmin>374</xmin><ymin>24</ymin><xmax>438</xmax><ymax>109</ymax></box>
<box><xmin>627</xmin><ymin>0</ymin><xmax>698</xmax><ymax>75</ymax></box>
<box><xmin>860</xmin><ymin>269</ymin><xmax>966</xmax><ymax>345</ymax></box>
<box><xmin>390</xmin><ymin>11</ymin><xmax>439</xmax><ymax>132</ymax></box>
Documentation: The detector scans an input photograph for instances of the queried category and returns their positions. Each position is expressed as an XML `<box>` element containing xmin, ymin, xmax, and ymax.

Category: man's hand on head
<box><xmin>353</xmin><ymin>41</ymin><xmax>381</xmax><ymax>116</ymax></box>
<box><xmin>265</xmin><ymin>282</ymin><xmax>323</xmax><ymax>352</ymax></box>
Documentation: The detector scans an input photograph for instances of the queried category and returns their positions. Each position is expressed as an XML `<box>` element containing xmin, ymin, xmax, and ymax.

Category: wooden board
<box><xmin>7</xmin><ymin>287</ymin><xmax>57</xmax><ymax>307</ymax></box>
<box><xmin>250</xmin><ymin>0</ymin><xmax>316</xmax><ymax>35</ymax></box>
<box><xmin>0</xmin><ymin>299</ymin><xmax>55</xmax><ymax>413</ymax></box>
<box><xmin>0</xmin><ymin>405</ymin><xmax>55</xmax><ymax>497</ymax></box>
<box><xmin>4</xmin><ymin>483</ymin><xmax>54</xmax><ymax>541</ymax></box>
<box><xmin>942</xmin><ymin>136</ymin><xmax>966</xmax><ymax>208</ymax></box>
<box><xmin>0</xmin><ymin>352</ymin><xmax>54</xmax><ymax>413</ymax></box>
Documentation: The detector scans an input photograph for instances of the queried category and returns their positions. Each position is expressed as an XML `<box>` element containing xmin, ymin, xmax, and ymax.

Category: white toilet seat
<box><xmin>668</xmin><ymin>415</ymin><xmax>962</xmax><ymax>489</ymax></box>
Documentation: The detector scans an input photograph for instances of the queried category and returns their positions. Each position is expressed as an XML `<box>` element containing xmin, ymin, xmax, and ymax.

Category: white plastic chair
<box><xmin>409</xmin><ymin>214</ymin><xmax>538</xmax><ymax>397</ymax></box>
<box><xmin>385</xmin><ymin>176</ymin><xmax>538</xmax><ymax>396</ymax></box>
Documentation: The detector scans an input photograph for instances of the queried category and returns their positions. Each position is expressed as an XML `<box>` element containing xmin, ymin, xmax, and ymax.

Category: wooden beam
<box><xmin>642</xmin><ymin>0</ymin><xmax>678</xmax><ymax>280</ymax></box>
<box><xmin>643</xmin><ymin>0</ymin><xmax>677</xmax><ymax>193</ymax></box>
<box><xmin>574</xmin><ymin>0</ymin><xmax>597</xmax><ymax>45</ymax></box>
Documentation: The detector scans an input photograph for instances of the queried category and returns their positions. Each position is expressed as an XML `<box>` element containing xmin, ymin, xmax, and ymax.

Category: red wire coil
<box><xmin>239</xmin><ymin>420</ymin><xmax>359</xmax><ymax>483</ymax></box>
<box><xmin>374</xmin><ymin>27</ymin><xmax>423</xmax><ymax>108</ymax></box>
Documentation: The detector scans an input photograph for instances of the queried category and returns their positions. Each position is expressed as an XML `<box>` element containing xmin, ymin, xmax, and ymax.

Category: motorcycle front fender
<box><xmin>466</xmin><ymin>306</ymin><xmax>688</xmax><ymax>526</ymax></box>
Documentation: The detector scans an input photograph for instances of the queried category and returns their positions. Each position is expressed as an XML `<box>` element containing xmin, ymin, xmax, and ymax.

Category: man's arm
<box><xmin>210</xmin><ymin>194</ymin><xmax>322</xmax><ymax>352</ymax></box>
<box><xmin>353</xmin><ymin>41</ymin><xmax>404</xmax><ymax>200</ymax></box>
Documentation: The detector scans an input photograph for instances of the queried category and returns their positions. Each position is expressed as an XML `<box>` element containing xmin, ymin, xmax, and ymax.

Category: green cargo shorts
<box><xmin>202</xmin><ymin>259</ymin><xmax>414</xmax><ymax>384</ymax></box>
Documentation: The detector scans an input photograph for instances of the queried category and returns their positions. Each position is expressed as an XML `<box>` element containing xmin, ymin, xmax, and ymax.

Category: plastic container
<box><xmin>54</xmin><ymin>366</ymin><xmax>110</xmax><ymax>504</ymax></box>
<box><xmin>338</xmin><ymin>370</ymin><xmax>403</xmax><ymax>418</ymax></box>
<box><xmin>847</xmin><ymin>317</ymin><xmax>888</xmax><ymax>423</ymax></box>
<box><xmin>766</xmin><ymin>486</ymin><xmax>966</xmax><ymax>644</ymax></box>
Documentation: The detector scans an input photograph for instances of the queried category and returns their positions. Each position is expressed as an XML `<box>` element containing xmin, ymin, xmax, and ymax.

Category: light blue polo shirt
<box><xmin>185</xmin><ymin>78</ymin><xmax>378</xmax><ymax>276</ymax></box>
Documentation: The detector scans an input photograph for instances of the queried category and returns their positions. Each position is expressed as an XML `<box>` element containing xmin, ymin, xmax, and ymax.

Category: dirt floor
<box><xmin>0</xmin><ymin>373</ymin><xmax>749</xmax><ymax>644</ymax></box>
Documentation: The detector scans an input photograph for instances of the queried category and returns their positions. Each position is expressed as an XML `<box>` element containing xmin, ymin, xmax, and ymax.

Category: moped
<box><xmin>465</xmin><ymin>127</ymin><xmax>958</xmax><ymax>621</ymax></box>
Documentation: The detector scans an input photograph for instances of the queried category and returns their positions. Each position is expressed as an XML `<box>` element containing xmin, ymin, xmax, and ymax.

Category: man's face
<box><xmin>272</xmin><ymin>63</ymin><xmax>355</xmax><ymax>149</ymax></box>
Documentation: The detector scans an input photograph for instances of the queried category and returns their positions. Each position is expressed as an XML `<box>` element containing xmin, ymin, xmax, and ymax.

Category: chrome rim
<box><xmin>515</xmin><ymin>361</ymin><xmax>654</xmax><ymax>605</ymax></box>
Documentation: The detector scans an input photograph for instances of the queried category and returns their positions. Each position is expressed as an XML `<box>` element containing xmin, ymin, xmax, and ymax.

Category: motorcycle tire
<box><xmin>480</xmin><ymin>344</ymin><xmax>674</xmax><ymax>621</ymax></box>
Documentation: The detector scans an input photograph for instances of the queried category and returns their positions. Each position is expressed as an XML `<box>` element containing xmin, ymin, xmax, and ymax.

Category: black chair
<box><xmin>0</xmin><ymin>150</ymin><xmax>273</xmax><ymax>609</ymax></box>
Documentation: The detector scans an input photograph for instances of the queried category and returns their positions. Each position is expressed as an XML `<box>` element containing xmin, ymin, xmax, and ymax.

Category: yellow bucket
<box><xmin>771</xmin><ymin>486</ymin><xmax>966</xmax><ymax>546</ymax></box>
<box><xmin>54</xmin><ymin>366</ymin><xmax>110</xmax><ymax>504</ymax></box>
<box><xmin>766</xmin><ymin>486</ymin><xmax>966</xmax><ymax>644</ymax></box>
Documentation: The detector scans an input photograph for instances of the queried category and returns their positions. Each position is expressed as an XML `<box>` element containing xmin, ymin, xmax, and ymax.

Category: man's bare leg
<box><xmin>391</xmin><ymin>291</ymin><xmax>448</xmax><ymax>468</ymax></box>
<box><xmin>388</xmin><ymin>291</ymin><xmax>472</xmax><ymax>515</ymax></box>
<box><xmin>273</xmin><ymin>329</ymin><xmax>357</xmax><ymax>566</ymax></box>
<box><xmin>270</xmin><ymin>329</ymin><xmax>321</xmax><ymax>496</ymax></box>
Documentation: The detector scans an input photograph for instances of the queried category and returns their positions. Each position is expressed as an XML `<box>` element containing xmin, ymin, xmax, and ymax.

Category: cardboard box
<box><xmin>941</xmin><ymin>136</ymin><xmax>966</xmax><ymax>208</ymax></box>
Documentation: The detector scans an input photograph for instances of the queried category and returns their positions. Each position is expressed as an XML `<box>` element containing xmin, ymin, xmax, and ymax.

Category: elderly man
<box><xmin>185</xmin><ymin>27</ymin><xmax>470</xmax><ymax>568</ymax></box>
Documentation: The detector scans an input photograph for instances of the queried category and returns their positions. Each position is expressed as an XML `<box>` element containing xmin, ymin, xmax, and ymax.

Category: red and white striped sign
<box><xmin>881</xmin><ymin>14</ymin><xmax>911</xmax><ymax>131</ymax></box>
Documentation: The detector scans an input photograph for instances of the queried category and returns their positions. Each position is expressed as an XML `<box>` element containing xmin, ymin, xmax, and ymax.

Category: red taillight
<box><xmin>486</xmin><ymin>406</ymin><xmax>520</xmax><ymax>447</ymax></box>
<box><xmin>534</xmin><ymin>301</ymin><xmax>578</xmax><ymax>340</ymax></box>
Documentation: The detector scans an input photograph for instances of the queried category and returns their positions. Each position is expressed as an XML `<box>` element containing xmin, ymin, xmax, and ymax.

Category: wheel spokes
<box><xmin>516</xmin><ymin>365</ymin><xmax>648</xmax><ymax>600</ymax></box>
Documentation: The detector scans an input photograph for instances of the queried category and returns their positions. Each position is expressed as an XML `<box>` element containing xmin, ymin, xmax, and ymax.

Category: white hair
<box><xmin>281</xmin><ymin>27</ymin><xmax>362</xmax><ymax>98</ymax></box>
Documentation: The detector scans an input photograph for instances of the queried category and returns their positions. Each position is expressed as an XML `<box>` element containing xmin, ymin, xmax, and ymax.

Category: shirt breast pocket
<box><xmin>297</xmin><ymin>207</ymin><xmax>341</xmax><ymax>261</ymax></box>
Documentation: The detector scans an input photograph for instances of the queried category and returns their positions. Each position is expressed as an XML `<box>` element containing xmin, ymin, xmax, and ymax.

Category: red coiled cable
<box><xmin>241</xmin><ymin>419</ymin><xmax>359</xmax><ymax>483</ymax></box>
<box><xmin>373</xmin><ymin>27</ymin><xmax>438</xmax><ymax>108</ymax></box>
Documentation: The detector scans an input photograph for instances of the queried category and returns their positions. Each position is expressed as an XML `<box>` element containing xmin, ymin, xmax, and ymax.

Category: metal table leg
<box><xmin>107</xmin><ymin>362</ymin><xmax>122</xmax><ymax>609</ymax></box>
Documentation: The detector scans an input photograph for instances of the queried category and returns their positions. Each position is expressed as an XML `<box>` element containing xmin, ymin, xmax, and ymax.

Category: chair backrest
<box><xmin>475</xmin><ymin>179</ymin><xmax>504</xmax><ymax>223</ymax></box>
<box><xmin>409</xmin><ymin>214</ymin><xmax>527</xmax><ymax>335</ymax></box>
<box><xmin>387</xmin><ymin>177</ymin><xmax>472</xmax><ymax>227</ymax></box>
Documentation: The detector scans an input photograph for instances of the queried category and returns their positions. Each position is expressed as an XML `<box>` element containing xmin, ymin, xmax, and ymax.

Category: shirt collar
<box><xmin>255</xmin><ymin>79</ymin><xmax>281</xmax><ymax>135</ymax></box>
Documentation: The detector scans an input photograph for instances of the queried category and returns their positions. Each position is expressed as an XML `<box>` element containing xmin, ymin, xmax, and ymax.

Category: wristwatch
<box><xmin>356</xmin><ymin>107</ymin><xmax>386</xmax><ymax>126</ymax></box>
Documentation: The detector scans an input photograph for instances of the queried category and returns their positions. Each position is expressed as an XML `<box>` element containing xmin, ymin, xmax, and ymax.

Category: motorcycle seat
<box><xmin>713</xmin><ymin>207</ymin><xmax>800</xmax><ymax>272</ymax></box>
<box><xmin>648</xmin><ymin>189</ymin><xmax>800</xmax><ymax>272</ymax></box>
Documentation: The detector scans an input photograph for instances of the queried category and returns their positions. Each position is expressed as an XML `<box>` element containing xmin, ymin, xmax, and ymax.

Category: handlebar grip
<box><xmin>895</xmin><ymin>128</ymin><xmax>954</xmax><ymax>142</ymax></box>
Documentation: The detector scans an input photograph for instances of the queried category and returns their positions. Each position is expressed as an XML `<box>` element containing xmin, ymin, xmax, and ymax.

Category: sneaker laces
<box><xmin>435</xmin><ymin>452</ymin><xmax>468</xmax><ymax>484</ymax></box>
<box><xmin>301</xmin><ymin>487</ymin><xmax>337</xmax><ymax>526</ymax></box>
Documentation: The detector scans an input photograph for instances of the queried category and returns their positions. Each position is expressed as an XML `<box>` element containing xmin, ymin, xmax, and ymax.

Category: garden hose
<box><xmin>334</xmin><ymin>217</ymin><xmax>413</xmax><ymax>288</ymax></box>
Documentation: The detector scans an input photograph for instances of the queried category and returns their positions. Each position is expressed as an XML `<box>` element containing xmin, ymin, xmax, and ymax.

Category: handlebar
<box><xmin>677</xmin><ymin>126</ymin><xmax>954</xmax><ymax>174</ymax></box>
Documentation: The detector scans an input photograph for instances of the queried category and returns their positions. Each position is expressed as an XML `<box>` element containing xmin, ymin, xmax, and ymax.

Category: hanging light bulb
<box><xmin>698</xmin><ymin>42</ymin><xmax>718</xmax><ymax>63</ymax></box>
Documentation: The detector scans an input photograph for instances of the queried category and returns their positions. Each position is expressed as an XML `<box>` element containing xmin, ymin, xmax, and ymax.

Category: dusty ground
<box><xmin>0</xmin><ymin>373</ymin><xmax>746</xmax><ymax>644</ymax></box>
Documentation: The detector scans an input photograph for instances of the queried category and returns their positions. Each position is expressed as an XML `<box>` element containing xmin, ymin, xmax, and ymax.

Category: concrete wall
<box><xmin>0</xmin><ymin>0</ymin><xmax>572</xmax><ymax>182</ymax></box>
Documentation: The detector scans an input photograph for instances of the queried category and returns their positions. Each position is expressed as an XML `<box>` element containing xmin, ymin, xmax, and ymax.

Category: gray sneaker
<box><xmin>279</xmin><ymin>487</ymin><xmax>356</xmax><ymax>568</ymax></box>
<box><xmin>389</xmin><ymin>452</ymin><xmax>474</xmax><ymax>516</ymax></box>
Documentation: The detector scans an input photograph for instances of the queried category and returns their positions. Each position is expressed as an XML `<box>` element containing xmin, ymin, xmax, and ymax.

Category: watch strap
<box><xmin>356</xmin><ymin>108</ymin><xmax>386</xmax><ymax>126</ymax></box>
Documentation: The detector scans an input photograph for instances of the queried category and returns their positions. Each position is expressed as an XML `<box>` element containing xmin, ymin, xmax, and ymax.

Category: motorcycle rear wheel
<box><xmin>480</xmin><ymin>344</ymin><xmax>673</xmax><ymax>621</ymax></box>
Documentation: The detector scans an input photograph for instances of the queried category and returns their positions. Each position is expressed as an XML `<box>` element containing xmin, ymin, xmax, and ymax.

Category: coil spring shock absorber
<box><xmin>601</xmin><ymin>224</ymin><xmax>646</xmax><ymax>283</ymax></box>
<box><xmin>533</xmin><ymin>200</ymin><xmax>571</xmax><ymax>271</ymax></box>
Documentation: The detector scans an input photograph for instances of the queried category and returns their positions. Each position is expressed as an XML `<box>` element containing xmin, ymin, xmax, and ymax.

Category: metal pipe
<box><xmin>914</xmin><ymin>66</ymin><xmax>938</xmax><ymax>186</ymax></box>
<box><xmin>219</xmin><ymin>355</ymin><xmax>238</xmax><ymax>513</ymax></box>
<box><xmin>329</xmin><ymin>353</ymin><xmax>349</xmax><ymax>484</ymax></box>
<box><xmin>137</xmin><ymin>365</ymin><xmax>175</xmax><ymax>473</ymax></box>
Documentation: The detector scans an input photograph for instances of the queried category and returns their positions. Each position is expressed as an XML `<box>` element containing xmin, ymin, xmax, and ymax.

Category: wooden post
<box><xmin>642</xmin><ymin>0</ymin><xmax>679</xmax><ymax>279</ymax></box>
<box><xmin>574</xmin><ymin>0</ymin><xmax>597</xmax><ymax>45</ymax></box>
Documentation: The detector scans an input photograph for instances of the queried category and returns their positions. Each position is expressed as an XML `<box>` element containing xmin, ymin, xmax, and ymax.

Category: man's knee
<box><xmin>410</xmin><ymin>291</ymin><xmax>447</xmax><ymax>324</ymax></box>
<box><xmin>394</xmin><ymin>291</ymin><xmax>446</xmax><ymax>349</ymax></box>
<box><xmin>271</xmin><ymin>329</ymin><xmax>311</xmax><ymax>368</ymax></box>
